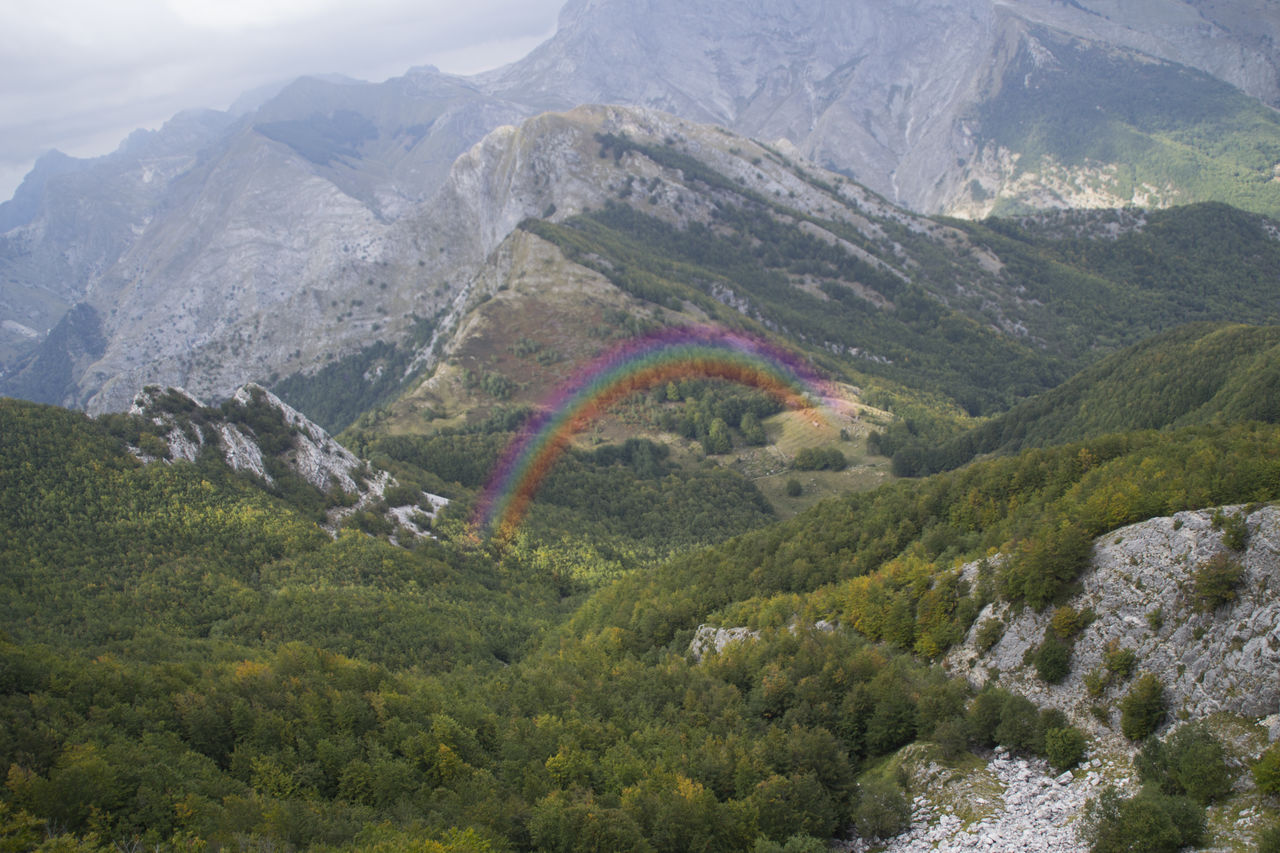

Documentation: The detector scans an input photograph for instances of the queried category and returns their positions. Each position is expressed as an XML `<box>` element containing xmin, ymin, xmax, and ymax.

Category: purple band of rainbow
<box><xmin>471</xmin><ymin>325</ymin><xmax>839</xmax><ymax>538</ymax></box>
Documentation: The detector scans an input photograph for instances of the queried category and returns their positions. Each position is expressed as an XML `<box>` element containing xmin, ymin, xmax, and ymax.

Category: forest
<box><xmin>3</xmin><ymin>373</ymin><xmax>1280</xmax><ymax>850</ymax></box>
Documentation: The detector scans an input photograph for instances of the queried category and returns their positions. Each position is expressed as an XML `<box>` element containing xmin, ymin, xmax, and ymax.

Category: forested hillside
<box><xmin>4</xmin><ymin>388</ymin><xmax>1280</xmax><ymax>850</ymax></box>
<box><xmin>972</xmin><ymin>32</ymin><xmax>1280</xmax><ymax>218</ymax></box>
<box><xmin>876</xmin><ymin>322</ymin><xmax>1280</xmax><ymax>475</ymax></box>
<box><xmin>505</xmin><ymin>148</ymin><xmax>1280</xmax><ymax>422</ymax></box>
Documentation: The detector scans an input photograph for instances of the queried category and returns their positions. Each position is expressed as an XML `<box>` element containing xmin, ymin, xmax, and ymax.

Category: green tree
<box><xmin>1137</xmin><ymin>722</ymin><xmax>1231</xmax><ymax>804</ymax></box>
<box><xmin>530</xmin><ymin>792</ymin><xmax>654</xmax><ymax>853</ymax></box>
<box><xmin>704</xmin><ymin>418</ymin><xmax>733</xmax><ymax>455</ymax></box>
<box><xmin>1258</xmin><ymin>824</ymin><xmax>1280</xmax><ymax>853</ymax></box>
<box><xmin>994</xmin><ymin>694</ymin><xmax>1040</xmax><ymax>753</ymax></box>
<box><xmin>974</xmin><ymin>618</ymin><xmax>1004</xmax><ymax>653</ymax></box>
<box><xmin>1033</xmin><ymin>635</ymin><xmax>1072</xmax><ymax>684</ymax></box>
<box><xmin>1119</xmin><ymin>674</ymin><xmax>1166</xmax><ymax>740</ymax></box>
<box><xmin>1044</xmin><ymin>726</ymin><xmax>1087</xmax><ymax>771</ymax></box>
<box><xmin>740</xmin><ymin>411</ymin><xmax>767</xmax><ymax>446</ymax></box>
<box><xmin>1002</xmin><ymin>522</ymin><xmax>1093</xmax><ymax>609</ymax></box>
<box><xmin>1191</xmin><ymin>552</ymin><xmax>1245</xmax><ymax>612</ymax></box>
<box><xmin>1082</xmin><ymin>786</ymin><xmax>1204</xmax><ymax>853</ymax></box>
<box><xmin>1253</xmin><ymin>742</ymin><xmax>1280</xmax><ymax>794</ymax></box>
<box><xmin>852</xmin><ymin>776</ymin><xmax>909</xmax><ymax>840</ymax></box>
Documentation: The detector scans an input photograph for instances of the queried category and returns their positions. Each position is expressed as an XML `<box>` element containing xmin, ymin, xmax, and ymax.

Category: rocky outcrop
<box><xmin>486</xmin><ymin>0</ymin><xmax>1280</xmax><ymax>211</ymax></box>
<box><xmin>689</xmin><ymin>624</ymin><xmax>761</xmax><ymax>662</ymax></box>
<box><xmin>843</xmin><ymin>747</ymin><xmax>1130</xmax><ymax>853</ymax></box>
<box><xmin>128</xmin><ymin>383</ymin><xmax>448</xmax><ymax>537</ymax></box>
<box><xmin>689</xmin><ymin>506</ymin><xmax>1279</xmax><ymax>850</ymax></box>
<box><xmin>949</xmin><ymin>505</ymin><xmax>1280</xmax><ymax>733</ymax></box>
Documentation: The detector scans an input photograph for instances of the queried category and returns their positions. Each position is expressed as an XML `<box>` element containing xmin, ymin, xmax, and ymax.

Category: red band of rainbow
<box><xmin>472</xmin><ymin>325</ymin><xmax>841</xmax><ymax>538</ymax></box>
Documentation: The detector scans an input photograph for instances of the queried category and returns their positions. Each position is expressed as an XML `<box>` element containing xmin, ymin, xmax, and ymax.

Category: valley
<box><xmin>2</xmin><ymin>1</ymin><xmax>1280</xmax><ymax>851</ymax></box>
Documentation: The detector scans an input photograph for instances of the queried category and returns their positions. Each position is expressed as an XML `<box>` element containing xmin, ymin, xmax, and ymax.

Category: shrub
<box><xmin>967</xmin><ymin>688</ymin><xmax>1009</xmax><ymax>747</ymax></box>
<box><xmin>1045</xmin><ymin>726</ymin><xmax>1088</xmax><ymax>771</ymax></box>
<box><xmin>703</xmin><ymin>418</ymin><xmax>733</xmax><ymax>454</ymax></box>
<box><xmin>1082</xmin><ymin>786</ymin><xmax>1204</xmax><ymax>853</ymax></box>
<box><xmin>136</xmin><ymin>432</ymin><xmax>171</xmax><ymax>459</ymax></box>
<box><xmin>1138</xmin><ymin>722</ymin><xmax>1232</xmax><ymax>804</ymax></box>
<box><xmin>383</xmin><ymin>483</ymin><xmax>423</xmax><ymax>507</ymax></box>
<box><xmin>1033</xmin><ymin>635</ymin><xmax>1073</xmax><ymax>684</ymax></box>
<box><xmin>1191</xmin><ymin>551</ymin><xmax>1245</xmax><ymax>613</ymax></box>
<box><xmin>1050</xmin><ymin>605</ymin><xmax>1088</xmax><ymax>640</ymax></box>
<box><xmin>994</xmin><ymin>694</ymin><xmax>1041</xmax><ymax>753</ymax></box>
<box><xmin>974</xmin><ymin>617</ymin><xmax>1004</xmax><ymax>653</ymax></box>
<box><xmin>1039</xmin><ymin>707</ymin><xmax>1069</xmax><ymax>733</ymax></box>
<box><xmin>852</xmin><ymin>776</ymin><xmax>910</xmax><ymax>840</ymax></box>
<box><xmin>753</xmin><ymin>836</ymin><xmax>827</xmax><ymax>853</ymax></box>
<box><xmin>1119</xmin><ymin>674</ymin><xmax>1166</xmax><ymax>740</ymax></box>
<box><xmin>932</xmin><ymin>718</ymin><xmax>970</xmax><ymax>762</ymax></box>
<box><xmin>1254</xmin><ymin>742</ymin><xmax>1280</xmax><ymax>794</ymax></box>
<box><xmin>793</xmin><ymin>447</ymin><xmax>847</xmax><ymax>471</ymax></box>
<box><xmin>1258</xmin><ymin>824</ymin><xmax>1280</xmax><ymax>853</ymax></box>
<box><xmin>1211</xmin><ymin>508</ymin><xmax>1249</xmax><ymax>551</ymax></box>
<box><xmin>1102</xmin><ymin>642</ymin><xmax>1137</xmax><ymax>680</ymax></box>
<box><xmin>345</xmin><ymin>509</ymin><xmax>394</xmax><ymax>537</ymax></box>
<box><xmin>785</xmin><ymin>478</ymin><xmax>802</xmax><ymax>497</ymax></box>
<box><xmin>1001</xmin><ymin>522</ymin><xmax>1093</xmax><ymax>610</ymax></box>
<box><xmin>1084</xmin><ymin>667</ymin><xmax>1110</xmax><ymax>698</ymax></box>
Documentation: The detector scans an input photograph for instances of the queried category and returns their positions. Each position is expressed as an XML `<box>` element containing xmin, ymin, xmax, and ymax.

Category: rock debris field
<box><xmin>843</xmin><ymin>747</ymin><xmax>1128</xmax><ymax>852</ymax></box>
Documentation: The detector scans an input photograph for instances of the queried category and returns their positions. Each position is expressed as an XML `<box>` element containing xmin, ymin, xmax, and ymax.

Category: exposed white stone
<box><xmin>689</xmin><ymin>624</ymin><xmax>761</xmax><ymax>662</ymax></box>
<box><xmin>947</xmin><ymin>506</ymin><xmax>1280</xmax><ymax>737</ymax></box>
<box><xmin>841</xmin><ymin>751</ymin><xmax>1127</xmax><ymax>853</ymax></box>
<box><xmin>123</xmin><ymin>383</ymin><xmax>448</xmax><ymax>539</ymax></box>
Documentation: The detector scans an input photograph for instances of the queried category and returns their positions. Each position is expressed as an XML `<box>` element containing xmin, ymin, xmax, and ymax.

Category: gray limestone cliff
<box><xmin>485</xmin><ymin>0</ymin><xmax>1280</xmax><ymax>212</ymax></box>
<box><xmin>948</xmin><ymin>505</ymin><xmax>1280</xmax><ymax>731</ymax></box>
<box><xmin>129</xmin><ymin>383</ymin><xmax>448</xmax><ymax>538</ymax></box>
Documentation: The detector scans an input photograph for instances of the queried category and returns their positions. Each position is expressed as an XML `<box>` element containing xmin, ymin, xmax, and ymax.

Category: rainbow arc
<box><xmin>472</xmin><ymin>325</ymin><xmax>845</xmax><ymax>538</ymax></box>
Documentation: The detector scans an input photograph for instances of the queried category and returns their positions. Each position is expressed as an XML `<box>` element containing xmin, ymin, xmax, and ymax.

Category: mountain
<box><xmin>0</xmin><ymin>111</ymin><xmax>234</xmax><ymax>375</ymax></box>
<box><xmin>484</xmin><ymin>0</ymin><xmax>1280</xmax><ymax>214</ymax></box>
<box><xmin>4</xmin><ymin>0</ymin><xmax>1280</xmax><ymax>416</ymax></box>
<box><xmin>7</xmin><ymin>4</ymin><xmax>1280</xmax><ymax>849</ymax></box>
<box><xmin>10</xmin><ymin>104</ymin><xmax>1031</xmax><ymax>414</ymax></box>
<box><xmin>0</xmin><ymin>69</ymin><xmax>536</xmax><ymax>411</ymax></box>
<box><xmin>9</xmin><ymin>101</ymin><xmax>1280</xmax><ymax>426</ymax></box>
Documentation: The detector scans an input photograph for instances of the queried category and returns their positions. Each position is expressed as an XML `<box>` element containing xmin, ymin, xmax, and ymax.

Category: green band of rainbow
<box><xmin>472</xmin><ymin>325</ymin><xmax>838</xmax><ymax>538</ymax></box>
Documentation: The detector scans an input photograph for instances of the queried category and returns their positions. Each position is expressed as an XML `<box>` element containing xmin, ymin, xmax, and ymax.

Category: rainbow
<box><xmin>472</xmin><ymin>325</ymin><xmax>844</xmax><ymax>538</ymax></box>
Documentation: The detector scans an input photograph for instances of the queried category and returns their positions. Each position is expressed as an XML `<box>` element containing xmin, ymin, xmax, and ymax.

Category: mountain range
<box><xmin>5</xmin><ymin>2</ymin><xmax>1280</xmax><ymax>850</ymax></box>
<box><xmin>3</xmin><ymin>0</ymin><xmax>1280</xmax><ymax>415</ymax></box>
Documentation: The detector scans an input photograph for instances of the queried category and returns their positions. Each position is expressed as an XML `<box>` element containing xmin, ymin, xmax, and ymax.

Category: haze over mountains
<box><xmin>2</xmin><ymin>0</ymin><xmax>1280</xmax><ymax>416</ymax></box>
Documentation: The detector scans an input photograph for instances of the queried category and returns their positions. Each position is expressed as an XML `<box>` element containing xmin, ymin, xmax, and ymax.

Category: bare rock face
<box><xmin>0</xmin><ymin>112</ymin><xmax>234</xmax><ymax>373</ymax></box>
<box><xmin>4</xmin><ymin>1</ymin><xmax>1278</xmax><ymax>412</ymax></box>
<box><xmin>949</xmin><ymin>505</ymin><xmax>1280</xmax><ymax>732</ymax></box>
<box><xmin>485</xmin><ymin>0</ymin><xmax>1280</xmax><ymax>211</ymax></box>
<box><xmin>689</xmin><ymin>625</ymin><xmax>761</xmax><ymax>662</ymax></box>
<box><xmin>128</xmin><ymin>383</ymin><xmax>448</xmax><ymax>537</ymax></box>
<box><xmin>1</xmin><ymin>71</ymin><xmax>534</xmax><ymax>412</ymax></box>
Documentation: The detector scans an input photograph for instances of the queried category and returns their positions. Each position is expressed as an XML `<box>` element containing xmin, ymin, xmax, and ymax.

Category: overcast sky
<box><xmin>0</xmin><ymin>0</ymin><xmax>567</xmax><ymax>202</ymax></box>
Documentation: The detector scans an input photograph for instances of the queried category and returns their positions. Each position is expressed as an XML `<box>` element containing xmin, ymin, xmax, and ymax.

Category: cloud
<box><xmin>0</xmin><ymin>0</ymin><xmax>564</xmax><ymax>200</ymax></box>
